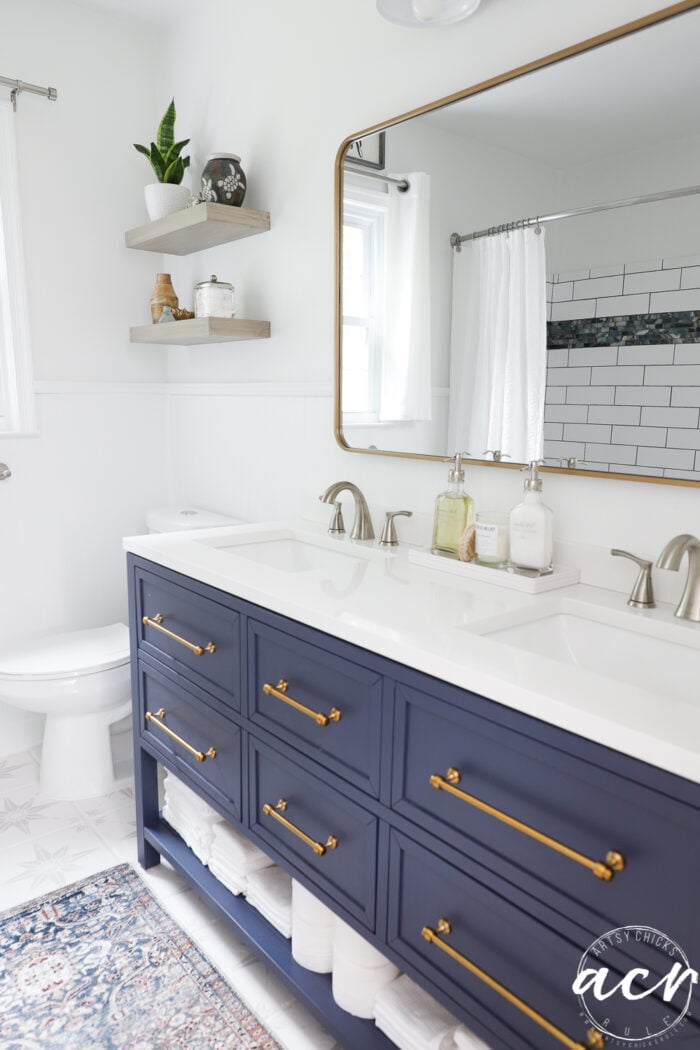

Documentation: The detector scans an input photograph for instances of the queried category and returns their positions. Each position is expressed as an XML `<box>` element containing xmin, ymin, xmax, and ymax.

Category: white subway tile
<box><xmin>672</xmin><ymin>388</ymin><xmax>700</xmax><ymax>407</ymax></box>
<box><xmin>663</xmin><ymin>468</ymin><xmax>700</xmax><ymax>480</ymax></box>
<box><xmin>573</xmin><ymin>276</ymin><xmax>623</xmax><ymax>300</ymax></box>
<box><xmin>552</xmin><ymin>282</ymin><xmax>573</xmax><ymax>303</ymax></box>
<box><xmin>567</xmin><ymin>386</ymin><xmax>614</xmax><ymax>404</ymax></box>
<box><xmin>673</xmin><ymin>345</ymin><xmax>700</xmax><ymax>365</ymax></box>
<box><xmin>543</xmin><ymin>440</ymin><xmax>586</xmax><ymax>459</ymax></box>
<box><xmin>663</xmin><ymin>253</ymin><xmax>700</xmax><ymax>270</ymax></box>
<box><xmin>551</xmin><ymin>299</ymin><xmax>596</xmax><ymax>322</ymax></box>
<box><xmin>637</xmin><ymin>446</ymin><xmax>695</xmax><ymax>469</ymax></box>
<box><xmin>565</xmin><ymin>423</ymin><xmax>612</xmax><ymax>442</ymax></box>
<box><xmin>568</xmin><ymin>347</ymin><xmax>617</xmax><ymax>367</ymax></box>
<box><xmin>615</xmin><ymin>386</ymin><xmax>670</xmax><ymax>406</ymax></box>
<box><xmin>624</xmin><ymin>259</ymin><xmax>663</xmax><ymax>274</ymax></box>
<box><xmin>641</xmin><ymin>406</ymin><xmax>699</xmax><ymax>428</ymax></box>
<box><xmin>543</xmin><ymin>422</ymin><xmax>563</xmax><ymax>441</ymax></box>
<box><xmin>545</xmin><ymin>386</ymin><xmax>566</xmax><ymax>404</ymax></box>
<box><xmin>697</xmin><ymin>450</ymin><xmax>700</xmax><ymax>471</ymax></box>
<box><xmin>617</xmin><ymin>345</ymin><xmax>674</xmax><ymax>365</ymax></box>
<box><xmin>650</xmin><ymin>289</ymin><xmax>700</xmax><ymax>312</ymax></box>
<box><xmin>596</xmin><ymin>294</ymin><xmax>650</xmax><ymax>318</ymax></box>
<box><xmin>588</xmin><ymin>406</ymin><xmax>641</xmax><ymax>425</ymax></box>
<box><xmin>577</xmin><ymin>461</ymin><xmax>609</xmax><ymax>472</ymax></box>
<box><xmin>545</xmin><ymin>405</ymin><xmax>589</xmax><ymax>423</ymax></box>
<box><xmin>547</xmin><ymin>272</ymin><xmax>556</xmax><ymax>284</ymax></box>
<box><xmin>547</xmin><ymin>348</ymin><xmax>569</xmax><ymax>368</ymax></box>
<box><xmin>591</xmin><ymin>365</ymin><xmax>644</xmax><ymax>385</ymax></box>
<box><xmin>623</xmin><ymin>269</ymin><xmax>680</xmax><ymax>295</ymax></box>
<box><xmin>646</xmin><ymin>365</ymin><xmax>700</xmax><ymax>385</ymax></box>
<box><xmin>667</xmin><ymin>428</ymin><xmax>700</xmax><ymax>450</ymax></box>
<box><xmin>548</xmin><ymin>367</ymin><xmax>591</xmax><ymax>386</ymax></box>
<box><xmin>615</xmin><ymin>464</ymin><xmax>663</xmax><ymax>477</ymax></box>
<box><xmin>590</xmin><ymin>264</ymin><xmax>624</xmax><ymax>278</ymax></box>
<box><xmin>557</xmin><ymin>268</ymin><xmax>589</xmax><ymax>283</ymax></box>
<box><xmin>612</xmin><ymin>425</ymin><xmax>667</xmax><ymax>447</ymax></box>
<box><xmin>680</xmin><ymin>267</ymin><xmax>700</xmax><ymax>289</ymax></box>
<box><xmin>584</xmin><ymin>442</ymin><xmax>636</xmax><ymax>464</ymax></box>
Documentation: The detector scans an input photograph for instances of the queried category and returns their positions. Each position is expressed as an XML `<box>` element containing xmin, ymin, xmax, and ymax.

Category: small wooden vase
<box><xmin>150</xmin><ymin>273</ymin><xmax>179</xmax><ymax>323</ymax></box>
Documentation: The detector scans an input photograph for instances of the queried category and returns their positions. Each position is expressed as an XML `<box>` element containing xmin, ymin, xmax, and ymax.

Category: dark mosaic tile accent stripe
<box><xmin>548</xmin><ymin>310</ymin><xmax>700</xmax><ymax>349</ymax></box>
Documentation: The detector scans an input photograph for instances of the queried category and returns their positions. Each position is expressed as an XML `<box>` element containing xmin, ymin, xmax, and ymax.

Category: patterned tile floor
<box><xmin>0</xmin><ymin>736</ymin><xmax>341</xmax><ymax>1050</ymax></box>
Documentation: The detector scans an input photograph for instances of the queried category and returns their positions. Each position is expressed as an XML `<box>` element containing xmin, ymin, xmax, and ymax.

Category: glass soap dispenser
<box><xmin>431</xmin><ymin>452</ymin><xmax>474</xmax><ymax>558</ymax></box>
<box><xmin>509</xmin><ymin>460</ymin><xmax>554</xmax><ymax>574</ymax></box>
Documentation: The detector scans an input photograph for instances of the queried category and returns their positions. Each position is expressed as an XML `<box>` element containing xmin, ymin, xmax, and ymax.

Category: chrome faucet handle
<box><xmin>379</xmin><ymin>510</ymin><xmax>413</xmax><ymax>548</ymax></box>
<box><xmin>611</xmin><ymin>549</ymin><xmax>655</xmax><ymax>608</ymax></box>
<box><xmin>327</xmin><ymin>502</ymin><xmax>345</xmax><ymax>535</ymax></box>
<box><xmin>483</xmin><ymin>450</ymin><xmax>510</xmax><ymax>462</ymax></box>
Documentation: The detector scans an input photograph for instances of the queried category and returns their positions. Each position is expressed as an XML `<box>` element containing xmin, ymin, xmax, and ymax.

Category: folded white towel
<box><xmin>454</xmin><ymin>1025</ymin><xmax>493</xmax><ymax>1049</ymax></box>
<box><xmin>161</xmin><ymin>803</ymin><xmax>214</xmax><ymax>865</ymax></box>
<box><xmin>209</xmin><ymin>858</ymin><xmax>247</xmax><ymax>897</ymax></box>
<box><xmin>164</xmin><ymin>773</ymin><xmax>222</xmax><ymax>818</ymax></box>
<box><xmin>246</xmin><ymin>866</ymin><xmax>292</xmax><ymax>938</ymax></box>
<box><xmin>374</xmin><ymin>974</ymin><xmax>462</xmax><ymax>1050</ymax></box>
<box><xmin>210</xmin><ymin>822</ymin><xmax>273</xmax><ymax>874</ymax></box>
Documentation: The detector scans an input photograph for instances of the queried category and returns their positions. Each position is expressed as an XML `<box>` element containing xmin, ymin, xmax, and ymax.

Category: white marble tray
<box><xmin>408</xmin><ymin>548</ymin><xmax>580</xmax><ymax>593</ymax></box>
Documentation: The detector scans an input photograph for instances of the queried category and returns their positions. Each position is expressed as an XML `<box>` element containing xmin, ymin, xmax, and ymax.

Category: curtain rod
<box><xmin>450</xmin><ymin>183</ymin><xmax>700</xmax><ymax>249</ymax></box>
<box><xmin>345</xmin><ymin>164</ymin><xmax>410</xmax><ymax>192</ymax></box>
<box><xmin>0</xmin><ymin>75</ymin><xmax>58</xmax><ymax>112</ymax></box>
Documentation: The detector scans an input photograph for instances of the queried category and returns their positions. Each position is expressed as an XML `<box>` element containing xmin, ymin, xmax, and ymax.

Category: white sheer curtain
<box><xmin>447</xmin><ymin>226</ymin><xmax>546</xmax><ymax>463</ymax></box>
<box><xmin>379</xmin><ymin>172</ymin><xmax>432</xmax><ymax>422</ymax></box>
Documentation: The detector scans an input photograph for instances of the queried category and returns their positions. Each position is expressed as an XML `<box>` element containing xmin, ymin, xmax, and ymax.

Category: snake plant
<box><xmin>134</xmin><ymin>99</ymin><xmax>190</xmax><ymax>184</ymax></box>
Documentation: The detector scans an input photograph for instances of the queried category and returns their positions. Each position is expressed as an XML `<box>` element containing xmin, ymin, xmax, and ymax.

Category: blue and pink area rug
<box><xmin>0</xmin><ymin>862</ymin><xmax>280</xmax><ymax>1049</ymax></box>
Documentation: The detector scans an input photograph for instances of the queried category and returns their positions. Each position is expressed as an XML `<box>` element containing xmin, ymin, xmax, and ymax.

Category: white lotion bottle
<box><xmin>509</xmin><ymin>461</ymin><xmax>554</xmax><ymax>574</ymax></box>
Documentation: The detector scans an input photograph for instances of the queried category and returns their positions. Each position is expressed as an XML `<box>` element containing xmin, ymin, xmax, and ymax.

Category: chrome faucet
<box><xmin>656</xmin><ymin>534</ymin><xmax>700</xmax><ymax>622</ymax></box>
<box><xmin>611</xmin><ymin>549</ymin><xmax>655</xmax><ymax>608</ymax></box>
<box><xmin>319</xmin><ymin>481</ymin><xmax>374</xmax><ymax>541</ymax></box>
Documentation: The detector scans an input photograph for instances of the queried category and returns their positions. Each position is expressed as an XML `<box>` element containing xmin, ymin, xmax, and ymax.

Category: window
<box><xmin>342</xmin><ymin>184</ymin><xmax>387</xmax><ymax>424</ymax></box>
<box><xmin>0</xmin><ymin>100</ymin><xmax>35</xmax><ymax>434</ymax></box>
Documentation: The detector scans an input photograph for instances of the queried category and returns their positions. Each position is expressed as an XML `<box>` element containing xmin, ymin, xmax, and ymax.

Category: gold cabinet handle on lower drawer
<box><xmin>262</xmin><ymin>679</ymin><xmax>342</xmax><ymax>727</ymax></box>
<box><xmin>430</xmin><ymin>769</ymin><xmax>624</xmax><ymax>882</ymax></box>
<box><xmin>142</xmin><ymin>613</ymin><xmax>216</xmax><ymax>656</ymax></box>
<box><xmin>262</xmin><ymin>799</ymin><xmax>338</xmax><ymax>856</ymax></box>
<box><xmin>145</xmin><ymin>708</ymin><xmax>217</xmax><ymax>762</ymax></box>
<box><xmin>422</xmin><ymin>919</ymin><xmax>605</xmax><ymax>1050</ymax></box>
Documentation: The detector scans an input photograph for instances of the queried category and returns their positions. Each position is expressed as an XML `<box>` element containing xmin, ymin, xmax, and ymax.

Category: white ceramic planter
<box><xmin>144</xmin><ymin>182</ymin><xmax>191</xmax><ymax>222</ymax></box>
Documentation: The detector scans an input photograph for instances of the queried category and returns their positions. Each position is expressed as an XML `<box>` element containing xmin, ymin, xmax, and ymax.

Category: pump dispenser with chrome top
<box><xmin>431</xmin><ymin>452</ymin><xmax>474</xmax><ymax>558</ymax></box>
<box><xmin>509</xmin><ymin>461</ymin><xmax>554</xmax><ymax>574</ymax></box>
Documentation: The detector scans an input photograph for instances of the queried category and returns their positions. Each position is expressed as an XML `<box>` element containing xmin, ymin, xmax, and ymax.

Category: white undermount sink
<box><xmin>468</xmin><ymin>600</ymin><xmax>700</xmax><ymax>705</ymax></box>
<box><xmin>194</xmin><ymin>527</ymin><xmax>374</xmax><ymax>574</ymax></box>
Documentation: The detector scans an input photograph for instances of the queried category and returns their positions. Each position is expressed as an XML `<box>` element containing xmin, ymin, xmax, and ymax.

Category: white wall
<box><xmin>0</xmin><ymin>0</ymin><xmax>171</xmax><ymax>751</ymax></box>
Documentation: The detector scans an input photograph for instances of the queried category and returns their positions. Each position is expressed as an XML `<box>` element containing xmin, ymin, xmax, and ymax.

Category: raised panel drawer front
<box><xmin>247</xmin><ymin>617</ymin><xmax>383</xmax><ymax>795</ymax></box>
<box><xmin>139</xmin><ymin>662</ymin><xmax>242</xmax><ymax>822</ymax></box>
<box><xmin>134</xmin><ymin>565</ymin><xmax>240</xmax><ymax>708</ymax></box>
<box><xmin>387</xmin><ymin>830</ymin><xmax>697</xmax><ymax>1050</ymax></box>
<box><xmin>392</xmin><ymin>679</ymin><xmax>700</xmax><ymax>961</ymax></box>
<box><xmin>249</xmin><ymin>737</ymin><xmax>377</xmax><ymax>929</ymax></box>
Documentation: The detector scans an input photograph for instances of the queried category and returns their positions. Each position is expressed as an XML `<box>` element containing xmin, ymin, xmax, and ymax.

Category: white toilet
<box><xmin>0</xmin><ymin>506</ymin><xmax>242</xmax><ymax>801</ymax></box>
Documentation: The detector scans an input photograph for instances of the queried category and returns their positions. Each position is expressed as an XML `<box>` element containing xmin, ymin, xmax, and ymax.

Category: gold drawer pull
<box><xmin>145</xmin><ymin>708</ymin><xmax>217</xmax><ymax>762</ymax></box>
<box><xmin>422</xmin><ymin>919</ymin><xmax>604</xmax><ymax>1050</ymax></box>
<box><xmin>142</xmin><ymin>613</ymin><xmax>216</xmax><ymax>656</ymax></box>
<box><xmin>430</xmin><ymin>769</ymin><xmax>624</xmax><ymax>882</ymax></box>
<box><xmin>262</xmin><ymin>679</ymin><xmax>342</xmax><ymax>728</ymax></box>
<box><xmin>262</xmin><ymin>798</ymin><xmax>338</xmax><ymax>856</ymax></box>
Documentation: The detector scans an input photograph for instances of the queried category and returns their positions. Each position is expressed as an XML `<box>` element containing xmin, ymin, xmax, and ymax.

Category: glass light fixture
<box><xmin>376</xmin><ymin>0</ymin><xmax>481</xmax><ymax>27</ymax></box>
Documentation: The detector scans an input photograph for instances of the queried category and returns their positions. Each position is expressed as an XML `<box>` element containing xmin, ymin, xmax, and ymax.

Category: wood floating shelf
<box><xmin>129</xmin><ymin>317</ymin><xmax>270</xmax><ymax>346</ymax></box>
<box><xmin>125</xmin><ymin>202</ymin><xmax>270</xmax><ymax>255</ymax></box>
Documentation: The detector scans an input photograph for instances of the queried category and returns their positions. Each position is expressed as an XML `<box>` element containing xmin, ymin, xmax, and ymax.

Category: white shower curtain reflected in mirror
<box><xmin>447</xmin><ymin>226</ymin><xmax>547</xmax><ymax>463</ymax></box>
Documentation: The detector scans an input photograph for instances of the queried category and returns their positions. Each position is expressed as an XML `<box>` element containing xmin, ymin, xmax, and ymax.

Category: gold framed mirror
<box><xmin>334</xmin><ymin>0</ymin><xmax>700</xmax><ymax>487</ymax></box>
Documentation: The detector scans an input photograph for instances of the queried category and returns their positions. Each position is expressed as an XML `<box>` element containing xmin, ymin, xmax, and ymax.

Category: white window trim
<box><xmin>0</xmin><ymin>100</ymin><xmax>36</xmax><ymax>434</ymax></box>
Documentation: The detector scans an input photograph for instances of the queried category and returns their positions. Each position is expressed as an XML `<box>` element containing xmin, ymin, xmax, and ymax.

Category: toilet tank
<box><xmin>146</xmin><ymin>507</ymin><xmax>243</xmax><ymax>534</ymax></box>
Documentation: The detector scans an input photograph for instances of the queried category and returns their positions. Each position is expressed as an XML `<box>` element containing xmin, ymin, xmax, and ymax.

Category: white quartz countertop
<box><xmin>124</xmin><ymin>520</ymin><xmax>700</xmax><ymax>786</ymax></box>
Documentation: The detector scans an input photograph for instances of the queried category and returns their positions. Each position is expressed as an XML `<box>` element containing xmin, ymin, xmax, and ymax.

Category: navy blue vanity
<box><xmin>128</xmin><ymin>555</ymin><xmax>700</xmax><ymax>1050</ymax></box>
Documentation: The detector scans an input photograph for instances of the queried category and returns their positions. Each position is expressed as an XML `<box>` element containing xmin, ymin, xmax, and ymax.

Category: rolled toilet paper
<box><xmin>332</xmin><ymin>917</ymin><xmax>400</xmax><ymax>1018</ymax></box>
<box><xmin>291</xmin><ymin>880</ymin><xmax>335</xmax><ymax>973</ymax></box>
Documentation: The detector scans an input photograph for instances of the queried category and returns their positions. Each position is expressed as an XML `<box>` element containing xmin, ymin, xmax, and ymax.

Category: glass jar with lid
<box><xmin>194</xmin><ymin>275</ymin><xmax>235</xmax><ymax>319</ymax></box>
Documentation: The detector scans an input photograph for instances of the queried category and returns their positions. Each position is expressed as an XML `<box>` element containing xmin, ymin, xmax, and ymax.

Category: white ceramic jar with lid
<box><xmin>194</xmin><ymin>275</ymin><xmax>235</xmax><ymax>318</ymax></box>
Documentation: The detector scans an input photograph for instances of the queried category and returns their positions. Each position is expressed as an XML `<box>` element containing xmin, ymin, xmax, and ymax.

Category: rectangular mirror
<box><xmin>335</xmin><ymin>1</ymin><xmax>700</xmax><ymax>486</ymax></box>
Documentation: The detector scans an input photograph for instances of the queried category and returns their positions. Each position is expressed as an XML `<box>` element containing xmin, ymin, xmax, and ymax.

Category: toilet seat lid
<box><xmin>0</xmin><ymin>623</ymin><xmax>130</xmax><ymax>680</ymax></box>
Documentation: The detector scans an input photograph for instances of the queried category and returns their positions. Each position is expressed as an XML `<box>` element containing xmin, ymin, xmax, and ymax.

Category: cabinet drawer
<box><xmin>139</xmin><ymin>662</ymin><xmax>242</xmax><ymax>822</ymax></box>
<box><xmin>392</xmin><ymin>680</ymin><xmax>700</xmax><ymax>957</ymax></box>
<box><xmin>388</xmin><ymin>830</ymin><xmax>697</xmax><ymax>1050</ymax></box>
<box><xmin>134</xmin><ymin>566</ymin><xmax>240</xmax><ymax>708</ymax></box>
<box><xmin>247</xmin><ymin>618</ymin><xmax>383</xmax><ymax>795</ymax></box>
<box><xmin>249</xmin><ymin>738</ymin><xmax>377</xmax><ymax>929</ymax></box>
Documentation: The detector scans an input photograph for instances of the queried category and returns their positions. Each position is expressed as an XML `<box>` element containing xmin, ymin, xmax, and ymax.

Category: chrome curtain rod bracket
<box><xmin>0</xmin><ymin>75</ymin><xmax>58</xmax><ymax>111</ymax></box>
<box><xmin>344</xmin><ymin>164</ymin><xmax>410</xmax><ymax>193</ymax></box>
<box><xmin>451</xmin><ymin>183</ymin><xmax>700</xmax><ymax>247</ymax></box>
